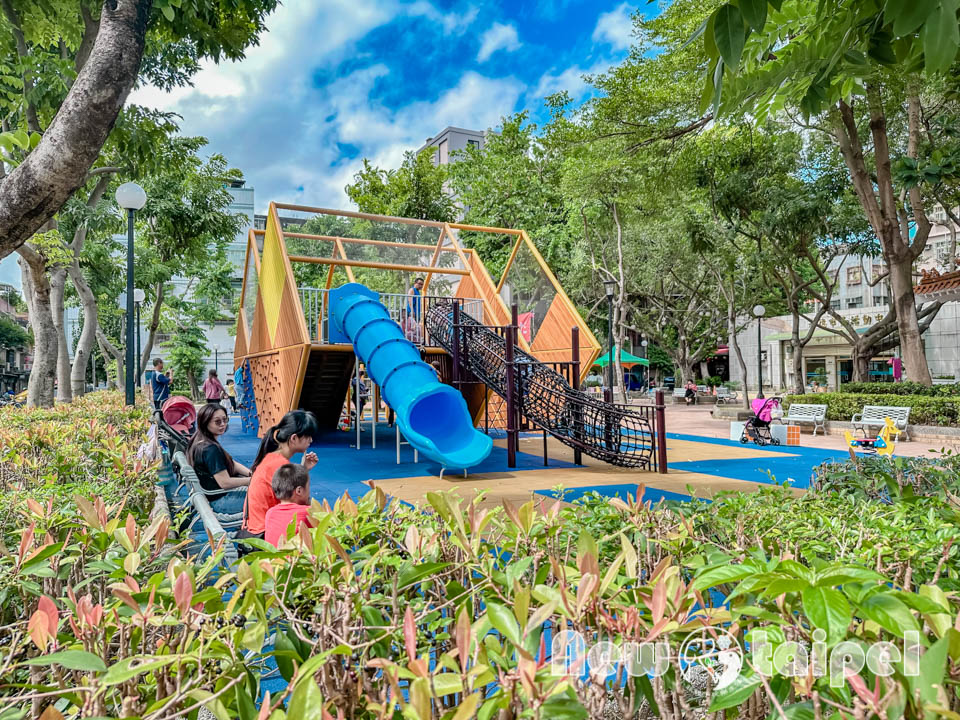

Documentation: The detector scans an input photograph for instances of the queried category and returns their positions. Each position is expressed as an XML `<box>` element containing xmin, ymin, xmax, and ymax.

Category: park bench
<box><xmin>672</xmin><ymin>387</ymin><xmax>695</xmax><ymax>404</ymax></box>
<box><xmin>851</xmin><ymin>405</ymin><xmax>911</xmax><ymax>442</ymax></box>
<box><xmin>779</xmin><ymin>403</ymin><xmax>827</xmax><ymax>436</ymax></box>
<box><xmin>716</xmin><ymin>386</ymin><xmax>738</xmax><ymax>404</ymax></box>
<box><xmin>172</xmin><ymin>451</ymin><xmax>243</xmax><ymax>565</ymax></box>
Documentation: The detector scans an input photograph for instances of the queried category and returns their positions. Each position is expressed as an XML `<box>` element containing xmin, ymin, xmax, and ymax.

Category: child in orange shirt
<box><xmin>264</xmin><ymin>464</ymin><xmax>313</xmax><ymax>546</ymax></box>
<box><xmin>239</xmin><ymin>410</ymin><xmax>319</xmax><ymax>542</ymax></box>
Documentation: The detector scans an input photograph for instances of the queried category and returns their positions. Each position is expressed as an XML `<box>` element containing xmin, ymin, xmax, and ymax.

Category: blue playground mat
<box><xmin>219</xmin><ymin>420</ymin><xmax>576</xmax><ymax>505</ymax></box>
<box><xmin>537</xmin><ymin>484</ymin><xmax>694</xmax><ymax>505</ymax></box>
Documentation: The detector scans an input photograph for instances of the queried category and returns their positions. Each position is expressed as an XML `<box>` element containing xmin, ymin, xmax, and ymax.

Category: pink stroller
<box><xmin>740</xmin><ymin>397</ymin><xmax>782</xmax><ymax>446</ymax></box>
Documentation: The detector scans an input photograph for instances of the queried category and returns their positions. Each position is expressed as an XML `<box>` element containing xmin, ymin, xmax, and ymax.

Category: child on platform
<box><xmin>264</xmin><ymin>463</ymin><xmax>313</xmax><ymax>546</ymax></box>
<box><xmin>239</xmin><ymin>410</ymin><xmax>319</xmax><ymax>541</ymax></box>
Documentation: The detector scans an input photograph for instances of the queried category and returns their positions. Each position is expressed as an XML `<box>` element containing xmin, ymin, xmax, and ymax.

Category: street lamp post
<box><xmin>133</xmin><ymin>288</ymin><xmax>145</xmax><ymax>387</ymax></box>
<box><xmin>753</xmin><ymin>304</ymin><xmax>766</xmax><ymax>399</ymax></box>
<box><xmin>115</xmin><ymin>182</ymin><xmax>147</xmax><ymax>406</ymax></box>
<box><xmin>603</xmin><ymin>280</ymin><xmax>616</xmax><ymax>402</ymax></box>
<box><xmin>214</xmin><ymin>345</ymin><xmax>220</xmax><ymax>375</ymax></box>
<box><xmin>641</xmin><ymin>339</ymin><xmax>648</xmax><ymax>392</ymax></box>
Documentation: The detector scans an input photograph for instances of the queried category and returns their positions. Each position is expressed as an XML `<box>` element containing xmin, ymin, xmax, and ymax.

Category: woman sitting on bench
<box><xmin>186</xmin><ymin>403</ymin><xmax>253</xmax><ymax>515</ymax></box>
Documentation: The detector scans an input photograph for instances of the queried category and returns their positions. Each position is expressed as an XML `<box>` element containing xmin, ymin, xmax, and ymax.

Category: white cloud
<box><xmin>126</xmin><ymin>0</ymin><xmax>517</xmax><ymax>213</ymax></box>
<box><xmin>476</xmin><ymin>22</ymin><xmax>521</xmax><ymax>62</ymax></box>
<box><xmin>531</xmin><ymin>59</ymin><xmax>612</xmax><ymax>101</ymax></box>
<box><xmin>592</xmin><ymin>3</ymin><xmax>635</xmax><ymax>51</ymax></box>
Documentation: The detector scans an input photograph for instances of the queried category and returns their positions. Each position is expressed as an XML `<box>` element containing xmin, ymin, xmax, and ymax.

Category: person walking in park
<box><xmin>202</xmin><ymin>369</ymin><xmax>226</xmax><ymax>405</ymax></box>
<box><xmin>151</xmin><ymin>358</ymin><xmax>172</xmax><ymax>410</ymax></box>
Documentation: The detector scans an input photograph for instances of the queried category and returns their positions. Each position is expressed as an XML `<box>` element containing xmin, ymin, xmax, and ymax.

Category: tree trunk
<box><xmin>699</xmin><ymin>361</ymin><xmax>710</xmax><ymax>382</ymax></box>
<box><xmin>139</xmin><ymin>281</ymin><xmax>164</xmax><ymax>371</ymax></box>
<box><xmin>18</xmin><ymin>250</ymin><xmax>57</xmax><ymax>407</ymax></box>
<box><xmin>790</xmin><ymin>340</ymin><xmax>805</xmax><ymax>395</ymax></box>
<box><xmin>0</xmin><ymin>0</ymin><xmax>152</xmax><ymax>259</ymax></box>
<box><xmin>887</xmin><ymin>256</ymin><xmax>930</xmax><ymax>384</ymax></box>
<box><xmin>728</xmin><ymin>312</ymin><xmax>750</xmax><ymax>409</ymax></box>
<box><xmin>68</xmin><ymin>258</ymin><xmax>98</xmax><ymax>397</ymax></box>
<box><xmin>850</xmin><ymin>344</ymin><xmax>870</xmax><ymax>383</ymax></box>
<box><xmin>96</xmin><ymin>327</ymin><xmax>124</xmax><ymax>390</ymax></box>
<box><xmin>186</xmin><ymin>370</ymin><xmax>200</xmax><ymax>401</ymax></box>
<box><xmin>50</xmin><ymin>267</ymin><xmax>72</xmax><ymax>402</ymax></box>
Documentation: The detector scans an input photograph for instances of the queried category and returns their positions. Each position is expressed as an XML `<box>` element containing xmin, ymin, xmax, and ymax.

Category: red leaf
<box><xmin>28</xmin><ymin>610</ymin><xmax>50</xmax><ymax>651</ymax></box>
<box><xmin>174</xmin><ymin>572</ymin><xmax>193</xmax><ymax>615</ymax></box>
<box><xmin>651</xmin><ymin>578</ymin><xmax>667</xmax><ymax>624</ymax></box>
<box><xmin>38</xmin><ymin>596</ymin><xmax>58</xmax><ymax>637</ymax></box>
<box><xmin>125</xmin><ymin>513</ymin><xmax>137</xmax><ymax>547</ymax></box>
<box><xmin>256</xmin><ymin>692</ymin><xmax>271</xmax><ymax>720</ymax></box>
<box><xmin>403</xmin><ymin>607</ymin><xmax>417</xmax><ymax>661</ymax></box>
<box><xmin>17</xmin><ymin>522</ymin><xmax>35</xmax><ymax>564</ymax></box>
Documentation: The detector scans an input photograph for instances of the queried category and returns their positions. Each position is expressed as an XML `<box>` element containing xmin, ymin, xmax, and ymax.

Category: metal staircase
<box><xmin>425</xmin><ymin>303</ymin><xmax>658</xmax><ymax>469</ymax></box>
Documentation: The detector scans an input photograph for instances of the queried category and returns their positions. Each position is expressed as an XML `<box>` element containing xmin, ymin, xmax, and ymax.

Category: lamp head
<box><xmin>115</xmin><ymin>182</ymin><xmax>147</xmax><ymax>211</ymax></box>
<box><xmin>603</xmin><ymin>280</ymin><xmax>616</xmax><ymax>299</ymax></box>
<box><xmin>641</xmin><ymin>339</ymin><xmax>648</xmax><ymax>347</ymax></box>
<box><xmin>753</xmin><ymin>304</ymin><xmax>766</xmax><ymax>318</ymax></box>
<box><xmin>133</xmin><ymin>288</ymin><xmax>145</xmax><ymax>303</ymax></box>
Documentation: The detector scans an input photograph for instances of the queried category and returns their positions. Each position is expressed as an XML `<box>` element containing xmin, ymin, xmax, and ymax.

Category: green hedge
<box><xmin>784</xmin><ymin>392</ymin><xmax>960</xmax><ymax>427</ymax></box>
<box><xmin>841</xmin><ymin>380</ymin><xmax>960</xmax><ymax>396</ymax></box>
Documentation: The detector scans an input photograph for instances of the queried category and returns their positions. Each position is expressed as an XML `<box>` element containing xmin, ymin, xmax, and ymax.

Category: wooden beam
<box><xmin>332</xmin><ymin>239</ymin><xmax>356</xmax><ymax>282</ymax></box>
<box><xmin>287</xmin><ymin>255</ymin><xmax>471</xmax><ymax>275</ymax></box>
<box><xmin>449</xmin><ymin>221</ymin><xmax>522</xmax><ymax>235</ymax></box>
<box><xmin>496</xmin><ymin>234</ymin><xmax>525</xmax><ymax>293</ymax></box>
<box><xmin>422</xmin><ymin>225</ymin><xmax>447</xmax><ymax>294</ymax></box>
<box><xmin>274</xmin><ymin>203</ymin><xmax>446</xmax><ymax>228</ymax></box>
<box><xmin>282</xmin><ymin>231</ymin><xmax>458</xmax><ymax>253</ymax></box>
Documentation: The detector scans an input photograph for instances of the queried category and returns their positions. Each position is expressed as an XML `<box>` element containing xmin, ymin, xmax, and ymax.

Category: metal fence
<box><xmin>298</xmin><ymin>288</ymin><xmax>483</xmax><ymax>346</ymax></box>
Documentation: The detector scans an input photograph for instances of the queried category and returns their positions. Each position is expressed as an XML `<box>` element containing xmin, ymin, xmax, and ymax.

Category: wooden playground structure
<box><xmin>232</xmin><ymin>203</ymin><xmax>608</xmax><ymax>449</ymax></box>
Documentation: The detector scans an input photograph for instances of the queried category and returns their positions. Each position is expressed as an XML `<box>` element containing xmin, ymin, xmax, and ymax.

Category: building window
<box><xmin>467</xmin><ymin>139</ymin><xmax>480</xmax><ymax>149</ymax></box>
<box><xmin>846</xmin><ymin>296</ymin><xmax>863</xmax><ymax>309</ymax></box>
<box><xmin>830</xmin><ymin>299</ymin><xmax>840</xmax><ymax>309</ymax></box>
<box><xmin>438</xmin><ymin>139</ymin><xmax>448</xmax><ymax>164</ymax></box>
<box><xmin>871</xmin><ymin>264</ymin><xmax>883</xmax><ymax>279</ymax></box>
<box><xmin>846</xmin><ymin>266</ymin><xmax>862</xmax><ymax>285</ymax></box>
<box><xmin>932</xmin><ymin>204</ymin><xmax>948</xmax><ymax>223</ymax></box>
<box><xmin>873</xmin><ymin>294</ymin><xmax>889</xmax><ymax>306</ymax></box>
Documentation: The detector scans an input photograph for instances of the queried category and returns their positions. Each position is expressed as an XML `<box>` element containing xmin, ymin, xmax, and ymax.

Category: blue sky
<box><xmin>1</xmin><ymin>0</ymin><xmax>645</xmax><ymax>288</ymax></box>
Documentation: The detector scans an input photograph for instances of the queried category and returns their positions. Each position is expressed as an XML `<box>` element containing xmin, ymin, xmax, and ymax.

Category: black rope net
<box><xmin>426</xmin><ymin>302</ymin><xmax>655</xmax><ymax>469</ymax></box>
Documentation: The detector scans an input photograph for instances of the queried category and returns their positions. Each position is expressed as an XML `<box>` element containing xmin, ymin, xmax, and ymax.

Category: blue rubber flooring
<box><xmin>218</xmin><ymin>420</ymin><xmax>576</xmax><ymax>505</ymax></box>
<box><xmin>664</xmin><ymin>432</ymin><xmax>848</xmax><ymax>490</ymax></box>
<box><xmin>537</xmin><ymin>484</ymin><xmax>694</xmax><ymax>505</ymax></box>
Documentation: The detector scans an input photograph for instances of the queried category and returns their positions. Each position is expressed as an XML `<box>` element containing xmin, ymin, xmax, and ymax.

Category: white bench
<box><xmin>716</xmin><ymin>386</ymin><xmax>738</xmax><ymax>404</ymax></box>
<box><xmin>173</xmin><ymin>451</ymin><xmax>243</xmax><ymax>565</ymax></box>
<box><xmin>779</xmin><ymin>403</ymin><xmax>827</xmax><ymax>436</ymax></box>
<box><xmin>851</xmin><ymin>405</ymin><xmax>911</xmax><ymax>442</ymax></box>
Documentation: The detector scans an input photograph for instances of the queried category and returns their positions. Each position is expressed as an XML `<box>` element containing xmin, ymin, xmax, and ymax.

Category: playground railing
<box><xmin>298</xmin><ymin>287</ymin><xmax>483</xmax><ymax>346</ymax></box>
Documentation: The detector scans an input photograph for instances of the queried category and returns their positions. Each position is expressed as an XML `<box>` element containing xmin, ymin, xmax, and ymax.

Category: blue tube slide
<box><xmin>328</xmin><ymin>283</ymin><xmax>493</xmax><ymax>470</ymax></box>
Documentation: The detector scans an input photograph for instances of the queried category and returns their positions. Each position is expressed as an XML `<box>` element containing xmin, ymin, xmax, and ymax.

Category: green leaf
<box><xmin>398</xmin><ymin>562</ymin><xmax>450</xmax><ymax>590</ymax></box>
<box><xmin>287</xmin><ymin>676</ymin><xmax>324</xmax><ymax>717</ymax></box>
<box><xmin>814</xmin><ymin>565</ymin><xmax>885</xmax><ymax>587</ymax></box>
<box><xmin>25</xmin><ymin>649</ymin><xmax>107</xmax><ymax>672</ymax></box>
<box><xmin>431</xmin><ymin>672</ymin><xmax>463</xmax><ymax>697</ymax></box>
<box><xmin>888</xmin><ymin>0</ymin><xmax>937</xmax><ymax>36</ymax></box>
<box><xmin>859</xmin><ymin>593</ymin><xmax>920</xmax><ymax>636</ymax></box>
<box><xmin>161</xmin><ymin>4</ymin><xmax>175</xmax><ymax>21</ymax></box>
<box><xmin>801</xmin><ymin>586</ymin><xmax>851</xmax><ymax>644</ymax></box>
<box><xmin>273</xmin><ymin>629</ymin><xmax>300</xmax><ymax>682</ymax></box>
<box><xmin>779</xmin><ymin>701</ymin><xmax>816</xmax><ymax>719</ymax></box>
<box><xmin>708</xmin><ymin>670</ymin><xmax>762</xmax><ymax>711</ymax></box>
<box><xmin>486</xmin><ymin>602</ymin><xmax>521</xmax><ymax>647</ymax></box>
<box><xmin>693</xmin><ymin>563</ymin><xmax>754</xmax><ymax>590</ymax></box>
<box><xmin>713</xmin><ymin>4</ymin><xmax>748</xmax><ymax>70</ymax></box>
<box><xmin>539</xmin><ymin>695</ymin><xmax>587</xmax><ymax>720</ymax></box>
<box><xmin>102</xmin><ymin>656</ymin><xmax>179</xmax><ymax>685</ymax></box>
<box><xmin>740</xmin><ymin>0</ymin><xmax>768</xmax><ymax>31</ymax></box>
<box><xmin>922</xmin><ymin>0</ymin><xmax>960</xmax><ymax>74</ymax></box>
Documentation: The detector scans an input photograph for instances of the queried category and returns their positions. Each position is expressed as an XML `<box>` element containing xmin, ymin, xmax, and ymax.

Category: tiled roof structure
<box><xmin>914</xmin><ymin>267</ymin><xmax>960</xmax><ymax>301</ymax></box>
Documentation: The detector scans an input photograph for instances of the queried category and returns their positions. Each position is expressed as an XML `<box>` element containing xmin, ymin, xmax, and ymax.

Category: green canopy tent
<box><xmin>593</xmin><ymin>349</ymin><xmax>650</xmax><ymax>368</ymax></box>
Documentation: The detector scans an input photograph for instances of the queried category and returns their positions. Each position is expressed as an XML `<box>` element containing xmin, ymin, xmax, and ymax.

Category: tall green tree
<box><xmin>449</xmin><ymin>113</ymin><xmax>572</xmax><ymax>281</ymax></box>
<box><xmin>346</xmin><ymin>149</ymin><xmax>456</xmax><ymax>222</ymax></box>
<box><xmin>0</xmin><ymin>0</ymin><xmax>277</xmax><ymax>261</ymax></box>
<box><xmin>701</xmin><ymin>0</ymin><xmax>960</xmax><ymax>384</ymax></box>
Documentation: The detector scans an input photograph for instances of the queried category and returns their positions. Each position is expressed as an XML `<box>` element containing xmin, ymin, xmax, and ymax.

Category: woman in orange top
<box><xmin>240</xmin><ymin>410</ymin><xmax>319</xmax><ymax>540</ymax></box>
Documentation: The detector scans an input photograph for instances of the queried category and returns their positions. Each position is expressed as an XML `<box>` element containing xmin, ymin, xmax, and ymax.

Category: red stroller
<box><xmin>740</xmin><ymin>397</ymin><xmax>782</xmax><ymax>446</ymax></box>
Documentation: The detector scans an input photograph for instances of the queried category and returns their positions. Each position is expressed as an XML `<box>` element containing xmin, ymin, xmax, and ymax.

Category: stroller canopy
<box><xmin>750</xmin><ymin>397</ymin><xmax>780</xmax><ymax>423</ymax></box>
<box><xmin>161</xmin><ymin>396</ymin><xmax>197</xmax><ymax>434</ymax></box>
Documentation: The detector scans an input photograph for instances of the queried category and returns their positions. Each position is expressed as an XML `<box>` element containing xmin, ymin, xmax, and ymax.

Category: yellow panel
<box><xmin>260</xmin><ymin>214</ymin><xmax>286</xmax><ymax>344</ymax></box>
